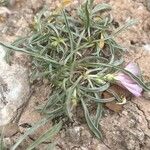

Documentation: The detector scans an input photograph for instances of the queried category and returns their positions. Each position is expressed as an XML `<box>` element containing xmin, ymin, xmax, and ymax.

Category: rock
<box><xmin>3</xmin><ymin>133</ymin><xmax>33</xmax><ymax>150</ymax></box>
<box><xmin>1</xmin><ymin>123</ymin><xmax>19</xmax><ymax>137</ymax></box>
<box><xmin>65</xmin><ymin>126</ymin><xmax>83</xmax><ymax>144</ymax></box>
<box><xmin>0</xmin><ymin>45</ymin><xmax>30</xmax><ymax>126</ymax></box>
<box><xmin>19</xmin><ymin>111</ymin><xmax>52</xmax><ymax>141</ymax></box>
<box><xmin>18</xmin><ymin>82</ymin><xmax>52</xmax><ymax>141</ymax></box>
<box><xmin>57</xmin><ymin>125</ymin><xmax>94</xmax><ymax>149</ymax></box>
<box><xmin>0</xmin><ymin>0</ymin><xmax>150</xmax><ymax>149</ymax></box>
<box><xmin>133</xmin><ymin>98</ymin><xmax>150</xmax><ymax>129</ymax></box>
<box><xmin>100</xmin><ymin>101</ymin><xmax>150</xmax><ymax>150</ymax></box>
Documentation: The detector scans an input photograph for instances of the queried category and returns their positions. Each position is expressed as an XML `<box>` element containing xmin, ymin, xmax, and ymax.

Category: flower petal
<box><xmin>115</xmin><ymin>72</ymin><xmax>143</xmax><ymax>97</ymax></box>
<box><xmin>116</xmin><ymin>73</ymin><xmax>134</xmax><ymax>84</ymax></box>
<box><xmin>125</xmin><ymin>62</ymin><xmax>140</xmax><ymax>76</ymax></box>
<box><xmin>119</xmin><ymin>81</ymin><xmax>142</xmax><ymax>97</ymax></box>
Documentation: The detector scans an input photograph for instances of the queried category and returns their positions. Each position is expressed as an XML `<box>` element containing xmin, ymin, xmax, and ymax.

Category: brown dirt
<box><xmin>0</xmin><ymin>0</ymin><xmax>150</xmax><ymax>150</ymax></box>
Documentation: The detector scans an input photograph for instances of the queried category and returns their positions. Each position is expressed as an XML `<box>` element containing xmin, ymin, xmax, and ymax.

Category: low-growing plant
<box><xmin>0</xmin><ymin>0</ymin><xmax>10</xmax><ymax>6</ymax></box>
<box><xmin>0</xmin><ymin>0</ymin><xmax>150</xmax><ymax>149</ymax></box>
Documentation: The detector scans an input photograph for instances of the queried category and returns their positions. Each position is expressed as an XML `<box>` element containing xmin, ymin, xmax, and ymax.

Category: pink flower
<box><xmin>115</xmin><ymin>62</ymin><xmax>143</xmax><ymax>97</ymax></box>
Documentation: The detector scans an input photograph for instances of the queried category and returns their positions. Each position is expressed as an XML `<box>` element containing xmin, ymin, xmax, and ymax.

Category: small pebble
<box><xmin>143</xmin><ymin>44</ymin><xmax>150</xmax><ymax>52</ymax></box>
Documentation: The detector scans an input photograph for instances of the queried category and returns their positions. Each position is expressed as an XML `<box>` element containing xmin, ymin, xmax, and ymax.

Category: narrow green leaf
<box><xmin>95</xmin><ymin>104</ymin><xmax>103</xmax><ymax>128</ymax></box>
<box><xmin>107</xmin><ymin>89</ymin><xmax>122</xmax><ymax>102</ymax></box>
<box><xmin>62</xmin><ymin>10</ymin><xmax>74</xmax><ymax>52</ymax></box>
<box><xmin>0</xmin><ymin>42</ymin><xmax>61</xmax><ymax>65</ymax></box>
<box><xmin>92</xmin><ymin>3</ymin><xmax>111</xmax><ymax>14</ymax></box>
<box><xmin>11</xmin><ymin>118</ymin><xmax>48</xmax><ymax>150</ymax></box>
<box><xmin>85</xmin><ymin>1</ymin><xmax>91</xmax><ymax>32</ymax></box>
<box><xmin>65</xmin><ymin>76</ymin><xmax>82</xmax><ymax>120</ymax></box>
<box><xmin>82</xmin><ymin>91</ymin><xmax>115</xmax><ymax>103</ymax></box>
<box><xmin>111</xmin><ymin>20</ymin><xmax>137</xmax><ymax>37</ymax></box>
<box><xmin>80</xmin><ymin>98</ymin><xmax>102</xmax><ymax>139</ymax></box>
<box><xmin>65</xmin><ymin>88</ymin><xmax>74</xmax><ymax>120</ymax></box>
<box><xmin>44</xmin><ymin>107</ymin><xmax>63</xmax><ymax>117</ymax></box>
<box><xmin>26</xmin><ymin>122</ymin><xmax>62</xmax><ymax>150</ymax></box>
<box><xmin>80</xmin><ymin>83</ymin><xmax>110</xmax><ymax>92</ymax></box>
<box><xmin>46</xmin><ymin>143</ymin><xmax>56</xmax><ymax>150</ymax></box>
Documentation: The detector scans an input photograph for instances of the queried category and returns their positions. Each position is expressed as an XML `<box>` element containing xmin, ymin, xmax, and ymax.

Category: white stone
<box><xmin>0</xmin><ymin>45</ymin><xmax>29</xmax><ymax>126</ymax></box>
<box><xmin>143</xmin><ymin>44</ymin><xmax>150</xmax><ymax>52</ymax></box>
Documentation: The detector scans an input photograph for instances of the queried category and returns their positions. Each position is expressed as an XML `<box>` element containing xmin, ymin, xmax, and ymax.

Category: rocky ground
<box><xmin>0</xmin><ymin>0</ymin><xmax>150</xmax><ymax>150</ymax></box>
